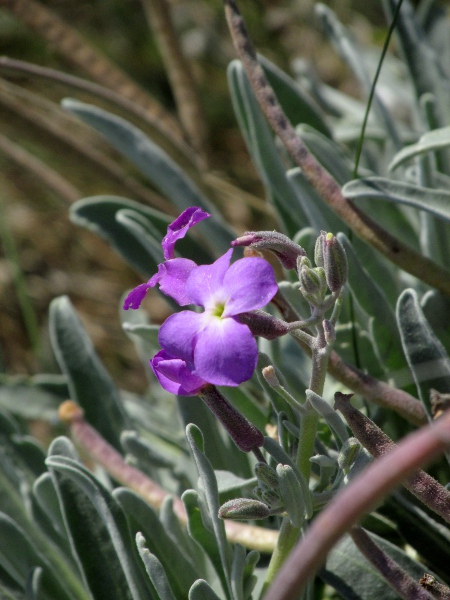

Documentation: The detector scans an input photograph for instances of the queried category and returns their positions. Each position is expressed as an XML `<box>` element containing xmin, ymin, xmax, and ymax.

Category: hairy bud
<box><xmin>219</xmin><ymin>498</ymin><xmax>271</xmax><ymax>520</ymax></box>
<box><xmin>232</xmin><ymin>231</ymin><xmax>306</xmax><ymax>270</ymax></box>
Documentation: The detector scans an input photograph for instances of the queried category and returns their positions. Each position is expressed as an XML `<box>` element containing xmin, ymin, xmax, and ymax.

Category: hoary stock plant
<box><xmin>2</xmin><ymin>0</ymin><xmax>450</xmax><ymax>599</ymax></box>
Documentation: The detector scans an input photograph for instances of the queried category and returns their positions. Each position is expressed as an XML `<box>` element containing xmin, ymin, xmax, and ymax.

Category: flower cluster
<box><xmin>123</xmin><ymin>207</ymin><xmax>278</xmax><ymax>394</ymax></box>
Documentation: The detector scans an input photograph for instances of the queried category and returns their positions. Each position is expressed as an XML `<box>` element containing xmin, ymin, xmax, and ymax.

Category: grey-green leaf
<box><xmin>136</xmin><ymin>534</ymin><xmax>176</xmax><ymax>600</ymax></box>
<box><xmin>343</xmin><ymin>176</ymin><xmax>450</xmax><ymax>225</ymax></box>
<box><xmin>49</xmin><ymin>296</ymin><xmax>130</xmax><ymax>450</ymax></box>
<box><xmin>396</xmin><ymin>289</ymin><xmax>450</xmax><ymax>416</ymax></box>
<box><xmin>46</xmin><ymin>456</ymin><xmax>151</xmax><ymax>600</ymax></box>
<box><xmin>62</xmin><ymin>99</ymin><xmax>233</xmax><ymax>253</ymax></box>
<box><xmin>389</xmin><ymin>126</ymin><xmax>450</xmax><ymax>170</ymax></box>
<box><xmin>70</xmin><ymin>196</ymin><xmax>169</xmax><ymax>278</ymax></box>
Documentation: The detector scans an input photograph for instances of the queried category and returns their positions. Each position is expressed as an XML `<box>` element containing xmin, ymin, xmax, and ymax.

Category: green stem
<box><xmin>260</xmin><ymin>517</ymin><xmax>301</xmax><ymax>597</ymax></box>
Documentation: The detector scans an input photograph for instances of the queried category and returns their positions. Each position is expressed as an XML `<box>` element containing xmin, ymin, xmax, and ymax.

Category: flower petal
<box><xmin>123</xmin><ymin>283</ymin><xmax>151</xmax><ymax>310</ymax></box>
<box><xmin>222</xmin><ymin>257</ymin><xmax>277</xmax><ymax>317</ymax></box>
<box><xmin>158</xmin><ymin>258</ymin><xmax>197</xmax><ymax>305</ymax></box>
<box><xmin>158</xmin><ymin>311</ymin><xmax>207</xmax><ymax>364</ymax></box>
<box><xmin>193</xmin><ymin>317</ymin><xmax>258</xmax><ymax>386</ymax></box>
<box><xmin>150</xmin><ymin>350</ymin><xmax>207</xmax><ymax>396</ymax></box>
<box><xmin>185</xmin><ymin>249</ymin><xmax>233</xmax><ymax>308</ymax></box>
<box><xmin>162</xmin><ymin>207</ymin><xmax>210</xmax><ymax>260</ymax></box>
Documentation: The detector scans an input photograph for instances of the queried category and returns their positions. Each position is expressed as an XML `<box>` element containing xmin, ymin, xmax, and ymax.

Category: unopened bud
<box><xmin>262</xmin><ymin>365</ymin><xmax>280</xmax><ymax>388</ymax></box>
<box><xmin>255</xmin><ymin>462</ymin><xmax>279</xmax><ymax>489</ymax></box>
<box><xmin>322</xmin><ymin>232</ymin><xmax>348</xmax><ymax>292</ymax></box>
<box><xmin>232</xmin><ymin>231</ymin><xmax>306</xmax><ymax>270</ymax></box>
<box><xmin>314</xmin><ymin>232</ymin><xmax>325</xmax><ymax>267</ymax></box>
<box><xmin>337</xmin><ymin>437</ymin><xmax>362</xmax><ymax>472</ymax></box>
<box><xmin>199</xmin><ymin>386</ymin><xmax>264</xmax><ymax>452</ymax></box>
<box><xmin>218</xmin><ymin>498</ymin><xmax>270</xmax><ymax>520</ymax></box>
<box><xmin>299</xmin><ymin>265</ymin><xmax>327</xmax><ymax>300</ymax></box>
<box><xmin>260</xmin><ymin>488</ymin><xmax>283</xmax><ymax>510</ymax></box>
<box><xmin>237</xmin><ymin>311</ymin><xmax>289</xmax><ymax>340</ymax></box>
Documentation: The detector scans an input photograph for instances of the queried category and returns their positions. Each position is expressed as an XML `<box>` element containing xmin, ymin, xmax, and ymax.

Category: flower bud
<box><xmin>299</xmin><ymin>265</ymin><xmax>327</xmax><ymax>302</ymax></box>
<box><xmin>337</xmin><ymin>437</ymin><xmax>363</xmax><ymax>472</ymax></box>
<box><xmin>314</xmin><ymin>231</ymin><xmax>325</xmax><ymax>267</ymax></box>
<box><xmin>260</xmin><ymin>488</ymin><xmax>283</xmax><ymax>510</ymax></box>
<box><xmin>261</xmin><ymin>365</ymin><xmax>280</xmax><ymax>388</ymax></box>
<box><xmin>218</xmin><ymin>498</ymin><xmax>271</xmax><ymax>520</ymax></box>
<box><xmin>255</xmin><ymin>462</ymin><xmax>279</xmax><ymax>489</ymax></box>
<box><xmin>276</xmin><ymin>464</ymin><xmax>308</xmax><ymax>527</ymax></box>
<box><xmin>199</xmin><ymin>386</ymin><xmax>264</xmax><ymax>452</ymax></box>
<box><xmin>236</xmin><ymin>311</ymin><xmax>289</xmax><ymax>340</ymax></box>
<box><xmin>322</xmin><ymin>232</ymin><xmax>348</xmax><ymax>292</ymax></box>
<box><xmin>232</xmin><ymin>231</ymin><xmax>306</xmax><ymax>270</ymax></box>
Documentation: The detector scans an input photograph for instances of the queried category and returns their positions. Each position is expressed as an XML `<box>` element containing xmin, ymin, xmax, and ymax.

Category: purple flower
<box><xmin>123</xmin><ymin>207</ymin><xmax>210</xmax><ymax>310</ymax></box>
<box><xmin>158</xmin><ymin>249</ymin><xmax>278</xmax><ymax>386</ymax></box>
<box><xmin>162</xmin><ymin>206</ymin><xmax>210</xmax><ymax>260</ymax></box>
<box><xmin>150</xmin><ymin>350</ymin><xmax>208</xmax><ymax>396</ymax></box>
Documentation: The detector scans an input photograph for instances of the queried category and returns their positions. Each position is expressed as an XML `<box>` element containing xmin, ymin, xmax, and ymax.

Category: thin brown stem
<box><xmin>140</xmin><ymin>0</ymin><xmax>209</xmax><ymax>166</ymax></box>
<box><xmin>0</xmin><ymin>133</ymin><xmax>80</xmax><ymax>204</ymax></box>
<box><xmin>0</xmin><ymin>0</ymin><xmax>188</xmax><ymax>155</ymax></box>
<box><xmin>262</xmin><ymin>407</ymin><xmax>450</xmax><ymax>600</ymax></box>
<box><xmin>222</xmin><ymin>0</ymin><xmax>450</xmax><ymax>296</ymax></box>
<box><xmin>0</xmin><ymin>56</ymin><xmax>196</xmax><ymax>164</ymax></box>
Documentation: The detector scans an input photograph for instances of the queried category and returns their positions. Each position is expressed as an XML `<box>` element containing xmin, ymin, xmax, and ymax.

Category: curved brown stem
<box><xmin>222</xmin><ymin>0</ymin><xmax>450</xmax><ymax>297</ymax></box>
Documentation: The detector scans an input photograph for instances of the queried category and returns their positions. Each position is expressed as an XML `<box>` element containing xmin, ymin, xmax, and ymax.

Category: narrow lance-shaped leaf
<box><xmin>389</xmin><ymin>126</ymin><xmax>450</xmax><ymax>171</ymax></box>
<box><xmin>186</xmin><ymin>425</ymin><xmax>233</xmax><ymax>598</ymax></box>
<box><xmin>49</xmin><ymin>296</ymin><xmax>130</xmax><ymax>450</ymax></box>
<box><xmin>47</xmin><ymin>455</ymin><xmax>152</xmax><ymax>600</ymax></box>
<box><xmin>227</xmin><ymin>60</ymin><xmax>308</xmax><ymax>237</ymax></box>
<box><xmin>70</xmin><ymin>196</ymin><xmax>169</xmax><ymax>278</ymax></box>
<box><xmin>62</xmin><ymin>99</ymin><xmax>233</xmax><ymax>253</ymax></box>
<box><xmin>396</xmin><ymin>289</ymin><xmax>450</xmax><ymax>417</ymax></box>
<box><xmin>343</xmin><ymin>176</ymin><xmax>450</xmax><ymax>225</ymax></box>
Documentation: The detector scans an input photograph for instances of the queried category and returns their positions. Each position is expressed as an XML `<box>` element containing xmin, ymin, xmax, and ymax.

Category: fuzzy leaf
<box><xmin>63</xmin><ymin>99</ymin><xmax>233</xmax><ymax>253</ymax></box>
<box><xmin>186</xmin><ymin>424</ymin><xmax>233</xmax><ymax>593</ymax></box>
<box><xmin>227</xmin><ymin>60</ymin><xmax>308</xmax><ymax>237</ymax></box>
<box><xmin>46</xmin><ymin>456</ymin><xmax>151</xmax><ymax>600</ymax></box>
<box><xmin>396</xmin><ymin>289</ymin><xmax>450</xmax><ymax>415</ymax></box>
<box><xmin>259</xmin><ymin>55</ymin><xmax>331</xmax><ymax>137</ymax></box>
<box><xmin>189</xmin><ymin>580</ymin><xmax>222</xmax><ymax>600</ymax></box>
<box><xmin>0</xmin><ymin>512</ymin><xmax>82</xmax><ymax>600</ymax></box>
<box><xmin>343</xmin><ymin>176</ymin><xmax>450</xmax><ymax>225</ymax></box>
<box><xmin>114</xmin><ymin>488</ymin><xmax>200</xmax><ymax>598</ymax></box>
<box><xmin>70</xmin><ymin>196</ymin><xmax>168</xmax><ymax>278</ymax></box>
<box><xmin>135</xmin><ymin>534</ymin><xmax>176</xmax><ymax>600</ymax></box>
<box><xmin>49</xmin><ymin>296</ymin><xmax>130</xmax><ymax>450</ymax></box>
<box><xmin>389</xmin><ymin>126</ymin><xmax>450</xmax><ymax>170</ymax></box>
<box><xmin>321</xmin><ymin>531</ymin><xmax>429</xmax><ymax>599</ymax></box>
